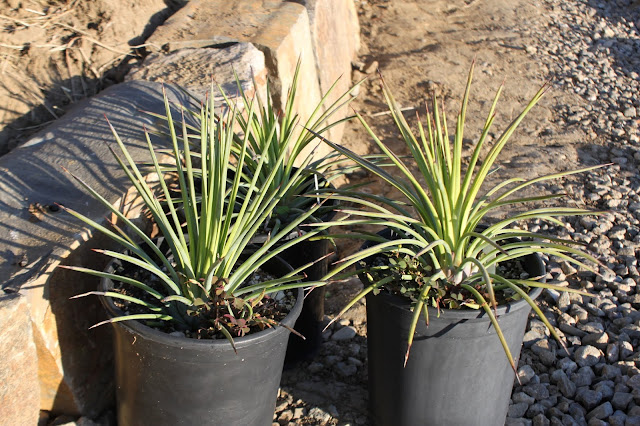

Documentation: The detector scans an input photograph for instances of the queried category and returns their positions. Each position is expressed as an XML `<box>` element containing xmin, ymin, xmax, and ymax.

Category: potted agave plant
<box><xmin>60</xmin><ymin>83</ymin><xmax>332</xmax><ymax>425</ymax></box>
<box><xmin>214</xmin><ymin>60</ymin><xmax>363</xmax><ymax>363</ymax></box>
<box><xmin>312</xmin><ymin>64</ymin><xmax>602</xmax><ymax>425</ymax></box>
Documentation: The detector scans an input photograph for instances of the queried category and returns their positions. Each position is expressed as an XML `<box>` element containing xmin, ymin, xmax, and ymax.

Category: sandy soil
<box><xmin>343</xmin><ymin>0</ymin><xmax>593</xmax><ymax>187</ymax></box>
<box><xmin>0</xmin><ymin>0</ymin><xmax>182</xmax><ymax>154</ymax></box>
<box><xmin>324</xmin><ymin>0</ymin><xmax>603</xmax><ymax>272</ymax></box>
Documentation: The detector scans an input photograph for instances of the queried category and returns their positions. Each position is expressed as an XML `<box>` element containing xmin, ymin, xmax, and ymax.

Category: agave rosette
<box><xmin>312</xmin><ymin>63</ymin><xmax>602</xmax><ymax>369</ymax></box>
<box><xmin>61</xmin><ymin>82</ymin><xmax>333</xmax><ymax>349</ymax></box>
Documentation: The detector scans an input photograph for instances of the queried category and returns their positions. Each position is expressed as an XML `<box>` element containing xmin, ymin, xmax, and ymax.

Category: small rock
<box><xmin>557</xmin><ymin>292</ymin><xmax>572</xmax><ymax>311</ymax></box>
<box><xmin>555</xmin><ymin>371</ymin><xmax>577</xmax><ymax>398</ymax></box>
<box><xmin>513</xmin><ymin>391</ymin><xmax>536</xmax><ymax>405</ymax></box>
<box><xmin>600</xmin><ymin>364</ymin><xmax>621</xmax><ymax>381</ymax></box>
<box><xmin>606</xmin><ymin>343</ymin><xmax>620</xmax><ymax>363</ymax></box>
<box><xmin>576</xmin><ymin>388</ymin><xmax>603</xmax><ymax>411</ymax></box>
<box><xmin>626</xmin><ymin>416</ymin><xmax>640</xmax><ymax>425</ymax></box>
<box><xmin>524</xmin><ymin>328</ymin><xmax>547</xmax><ymax>348</ymax></box>
<box><xmin>309</xmin><ymin>407</ymin><xmax>331</xmax><ymax>423</ymax></box>
<box><xmin>579</xmin><ymin>322</ymin><xmax>605</xmax><ymax>334</ymax></box>
<box><xmin>363</xmin><ymin>60</ymin><xmax>379</xmax><ymax>74</ymax></box>
<box><xmin>524</xmin><ymin>383</ymin><xmax>550</xmax><ymax>401</ymax></box>
<box><xmin>278</xmin><ymin>410</ymin><xmax>294</xmax><ymax>423</ymax></box>
<box><xmin>561</xmin><ymin>414</ymin><xmax>581</xmax><ymax>426</ymax></box>
<box><xmin>582</xmin><ymin>333</ymin><xmax>609</xmax><ymax>350</ymax></box>
<box><xmin>532</xmin><ymin>413</ymin><xmax>550</xmax><ymax>426</ymax></box>
<box><xmin>623</xmin><ymin>107</ymin><xmax>637</xmax><ymax>118</ymax></box>
<box><xmin>609</xmin><ymin>410</ymin><xmax>627</xmax><ymax>426</ymax></box>
<box><xmin>526</xmin><ymin>403</ymin><xmax>546</xmax><ymax>418</ymax></box>
<box><xmin>532</xmin><ymin>340</ymin><xmax>557</xmax><ymax>365</ymax></box>
<box><xmin>293</xmin><ymin>407</ymin><xmax>305</xmax><ymax>419</ymax></box>
<box><xmin>620</xmin><ymin>341</ymin><xmax>634</xmax><ymax>360</ymax></box>
<box><xmin>611</xmin><ymin>392</ymin><xmax>633</xmax><ymax>411</ymax></box>
<box><xmin>569</xmin><ymin>401</ymin><xmax>587</xmax><ymax>419</ymax></box>
<box><xmin>628</xmin><ymin>374</ymin><xmax>640</xmax><ymax>391</ymax></box>
<box><xmin>518</xmin><ymin>365</ymin><xmax>537</xmax><ymax>385</ymax></box>
<box><xmin>593</xmin><ymin>381</ymin><xmax>614</xmax><ymax>401</ymax></box>
<box><xmin>508</xmin><ymin>402</ymin><xmax>529</xmax><ymax>418</ymax></box>
<box><xmin>331</xmin><ymin>326</ymin><xmax>357</xmax><ymax>341</ymax></box>
<box><xmin>557</xmin><ymin>358</ymin><xmax>578</xmax><ymax>374</ymax></box>
<box><xmin>586</xmin><ymin>402</ymin><xmax>613</xmax><ymax>420</ymax></box>
<box><xmin>574</xmin><ymin>345</ymin><xmax>603</xmax><ymax>367</ymax></box>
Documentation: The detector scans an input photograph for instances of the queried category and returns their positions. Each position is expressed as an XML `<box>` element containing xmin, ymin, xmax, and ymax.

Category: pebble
<box><xmin>524</xmin><ymin>383</ymin><xmax>551</xmax><ymax>401</ymax></box>
<box><xmin>518</xmin><ymin>365</ymin><xmax>537</xmax><ymax>385</ymax></box>
<box><xmin>309</xmin><ymin>407</ymin><xmax>332</xmax><ymax>423</ymax></box>
<box><xmin>576</xmin><ymin>388</ymin><xmax>603</xmax><ymax>411</ymax></box>
<box><xmin>331</xmin><ymin>326</ymin><xmax>357</xmax><ymax>341</ymax></box>
<box><xmin>611</xmin><ymin>392</ymin><xmax>633</xmax><ymax>411</ymax></box>
<box><xmin>574</xmin><ymin>345</ymin><xmax>603</xmax><ymax>367</ymax></box>
<box><xmin>586</xmin><ymin>402</ymin><xmax>613</xmax><ymax>420</ymax></box>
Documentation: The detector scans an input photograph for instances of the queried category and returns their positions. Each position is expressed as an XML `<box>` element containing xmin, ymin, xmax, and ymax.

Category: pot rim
<box><xmin>99</xmin><ymin>257</ymin><xmax>304</xmax><ymax>350</ymax></box>
<box><xmin>361</xmin><ymin>226</ymin><xmax>546</xmax><ymax>321</ymax></box>
<box><xmin>366</xmin><ymin>285</ymin><xmax>543</xmax><ymax>321</ymax></box>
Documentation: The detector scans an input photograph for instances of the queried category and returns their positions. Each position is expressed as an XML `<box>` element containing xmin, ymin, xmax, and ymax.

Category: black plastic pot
<box><xmin>99</xmin><ymin>258</ymin><xmax>303</xmax><ymax>426</ymax></box>
<box><xmin>257</xmin><ymin>171</ymin><xmax>337</xmax><ymax>365</ymax></box>
<box><xmin>362</xmin><ymin>230</ymin><xmax>545</xmax><ymax>426</ymax></box>
<box><xmin>279</xmin><ymin>237</ymin><xmax>331</xmax><ymax>364</ymax></box>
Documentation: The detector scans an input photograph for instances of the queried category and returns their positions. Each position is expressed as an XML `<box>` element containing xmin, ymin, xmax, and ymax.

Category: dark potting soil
<box><xmin>106</xmin><ymin>256</ymin><xmax>298</xmax><ymax>341</ymax></box>
<box><xmin>361</xmin><ymin>252</ymin><xmax>535</xmax><ymax>309</ymax></box>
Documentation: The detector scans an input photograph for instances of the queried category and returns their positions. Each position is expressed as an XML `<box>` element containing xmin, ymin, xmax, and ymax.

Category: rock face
<box><xmin>0</xmin><ymin>294</ymin><xmax>40</xmax><ymax>426</ymax></box>
<box><xmin>301</xmin><ymin>0</ymin><xmax>361</xmax><ymax>144</ymax></box>
<box><xmin>126</xmin><ymin>43</ymin><xmax>268</xmax><ymax>102</ymax></box>
<box><xmin>146</xmin><ymin>1</ymin><xmax>321</xmax><ymax>135</ymax></box>
<box><xmin>145</xmin><ymin>0</ymin><xmax>360</xmax><ymax>161</ymax></box>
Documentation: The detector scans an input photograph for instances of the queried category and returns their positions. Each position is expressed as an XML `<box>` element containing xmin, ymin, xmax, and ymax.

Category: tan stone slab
<box><xmin>0</xmin><ymin>294</ymin><xmax>40</xmax><ymax>425</ymax></box>
<box><xmin>303</xmin><ymin>0</ymin><xmax>361</xmax><ymax>144</ymax></box>
<box><xmin>146</xmin><ymin>0</ymin><xmax>329</xmax><ymax>163</ymax></box>
<box><xmin>126</xmin><ymin>42</ymin><xmax>268</xmax><ymax>104</ymax></box>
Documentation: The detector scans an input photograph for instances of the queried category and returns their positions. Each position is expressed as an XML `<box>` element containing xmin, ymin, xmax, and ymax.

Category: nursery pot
<box><xmin>362</xmin><ymin>231</ymin><xmax>545</xmax><ymax>426</ymax></box>
<box><xmin>280</xmin><ymin>235</ymin><xmax>333</xmax><ymax>364</ymax></box>
<box><xmin>254</xmin><ymin>170</ymin><xmax>337</xmax><ymax>364</ymax></box>
<box><xmin>99</xmin><ymin>257</ymin><xmax>303</xmax><ymax>426</ymax></box>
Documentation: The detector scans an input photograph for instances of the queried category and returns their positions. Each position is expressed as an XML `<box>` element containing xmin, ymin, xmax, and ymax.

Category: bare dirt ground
<box><xmin>0</xmin><ymin>0</ymin><xmax>182</xmax><ymax>155</ymax></box>
<box><xmin>0</xmin><ymin>0</ymin><xmax>596</xmax><ymax>200</ymax></box>
<box><xmin>343</xmin><ymin>0</ymin><xmax>592</xmax><ymax>192</ymax></box>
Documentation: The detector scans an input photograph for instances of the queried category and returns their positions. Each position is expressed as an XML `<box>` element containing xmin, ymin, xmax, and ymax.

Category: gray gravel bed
<box><xmin>533</xmin><ymin>0</ymin><xmax>640</xmax><ymax>146</ymax></box>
